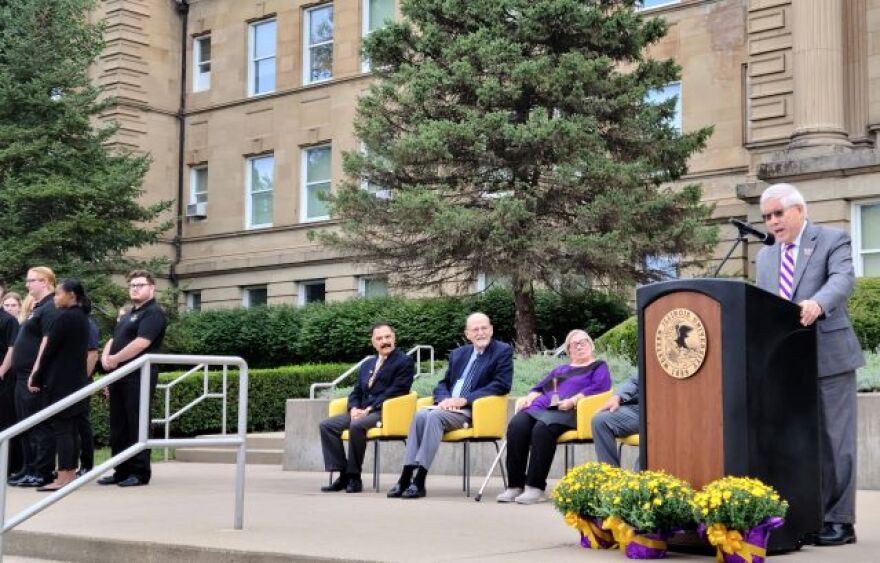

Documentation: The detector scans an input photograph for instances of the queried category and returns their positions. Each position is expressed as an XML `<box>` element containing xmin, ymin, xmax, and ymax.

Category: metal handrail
<box><xmin>152</xmin><ymin>363</ymin><xmax>230</xmax><ymax>461</ymax></box>
<box><xmin>308</xmin><ymin>344</ymin><xmax>435</xmax><ymax>399</ymax></box>
<box><xmin>0</xmin><ymin>354</ymin><xmax>248</xmax><ymax>561</ymax></box>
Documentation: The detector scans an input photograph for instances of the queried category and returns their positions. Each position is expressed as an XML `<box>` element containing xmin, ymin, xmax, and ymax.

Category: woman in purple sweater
<box><xmin>497</xmin><ymin>329</ymin><xmax>611</xmax><ymax>504</ymax></box>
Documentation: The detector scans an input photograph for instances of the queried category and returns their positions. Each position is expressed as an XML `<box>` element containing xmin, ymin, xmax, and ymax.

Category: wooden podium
<box><xmin>636</xmin><ymin>279</ymin><xmax>822</xmax><ymax>552</ymax></box>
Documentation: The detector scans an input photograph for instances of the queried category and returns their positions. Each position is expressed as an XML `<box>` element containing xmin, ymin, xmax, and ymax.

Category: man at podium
<box><xmin>756</xmin><ymin>183</ymin><xmax>865</xmax><ymax>547</ymax></box>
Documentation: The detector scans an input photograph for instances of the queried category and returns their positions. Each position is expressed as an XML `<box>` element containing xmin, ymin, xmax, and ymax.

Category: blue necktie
<box><xmin>453</xmin><ymin>357</ymin><xmax>479</xmax><ymax>398</ymax></box>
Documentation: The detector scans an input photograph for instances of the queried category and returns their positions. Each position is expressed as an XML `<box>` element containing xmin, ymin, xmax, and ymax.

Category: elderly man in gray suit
<box><xmin>756</xmin><ymin>183</ymin><xmax>865</xmax><ymax>547</ymax></box>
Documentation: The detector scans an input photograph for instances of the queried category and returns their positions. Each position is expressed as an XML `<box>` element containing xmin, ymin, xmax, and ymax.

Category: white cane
<box><xmin>474</xmin><ymin>439</ymin><xmax>507</xmax><ymax>502</ymax></box>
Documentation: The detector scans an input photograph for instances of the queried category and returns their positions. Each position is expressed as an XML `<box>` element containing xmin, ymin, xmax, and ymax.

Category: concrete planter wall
<box><xmin>284</xmin><ymin>393</ymin><xmax>880</xmax><ymax>489</ymax></box>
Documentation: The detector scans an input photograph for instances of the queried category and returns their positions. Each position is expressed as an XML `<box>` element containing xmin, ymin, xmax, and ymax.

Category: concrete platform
<box><xmin>4</xmin><ymin>463</ymin><xmax>879</xmax><ymax>562</ymax></box>
<box><xmin>175</xmin><ymin>432</ymin><xmax>284</xmax><ymax>464</ymax></box>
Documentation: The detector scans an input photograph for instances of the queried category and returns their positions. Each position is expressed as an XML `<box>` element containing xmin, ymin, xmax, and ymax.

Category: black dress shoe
<box><xmin>117</xmin><ymin>475</ymin><xmax>148</xmax><ymax>487</ymax></box>
<box><xmin>17</xmin><ymin>475</ymin><xmax>46</xmax><ymax>488</ymax></box>
<box><xmin>345</xmin><ymin>478</ymin><xmax>363</xmax><ymax>493</ymax></box>
<box><xmin>401</xmin><ymin>484</ymin><xmax>426</xmax><ymax>499</ymax></box>
<box><xmin>320</xmin><ymin>476</ymin><xmax>348</xmax><ymax>492</ymax></box>
<box><xmin>387</xmin><ymin>483</ymin><xmax>406</xmax><ymax>498</ymax></box>
<box><xmin>7</xmin><ymin>472</ymin><xmax>30</xmax><ymax>486</ymax></box>
<box><xmin>816</xmin><ymin>523</ymin><xmax>856</xmax><ymax>546</ymax></box>
<box><xmin>800</xmin><ymin>530</ymin><xmax>819</xmax><ymax>546</ymax></box>
<box><xmin>97</xmin><ymin>475</ymin><xmax>120</xmax><ymax>486</ymax></box>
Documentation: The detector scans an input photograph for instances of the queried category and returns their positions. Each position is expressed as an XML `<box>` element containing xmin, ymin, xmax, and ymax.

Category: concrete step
<box><xmin>174</xmin><ymin>432</ymin><xmax>284</xmax><ymax>465</ymax></box>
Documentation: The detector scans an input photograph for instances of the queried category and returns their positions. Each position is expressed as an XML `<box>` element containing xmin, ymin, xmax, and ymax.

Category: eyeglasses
<box><xmin>761</xmin><ymin>208</ymin><xmax>788</xmax><ymax>222</ymax></box>
<box><xmin>129</xmin><ymin>283</ymin><xmax>151</xmax><ymax>290</ymax></box>
<box><xmin>25</xmin><ymin>278</ymin><xmax>44</xmax><ymax>284</ymax></box>
<box><xmin>570</xmin><ymin>339</ymin><xmax>591</xmax><ymax>349</ymax></box>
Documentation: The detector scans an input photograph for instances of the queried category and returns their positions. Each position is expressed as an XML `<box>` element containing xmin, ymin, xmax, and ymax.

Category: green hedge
<box><xmin>595</xmin><ymin>316</ymin><xmax>638</xmax><ymax>365</ymax></box>
<box><xmin>163</xmin><ymin>288</ymin><xmax>631</xmax><ymax>367</ymax></box>
<box><xmin>89</xmin><ymin>363</ymin><xmax>348</xmax><ymax>446</ymax></box>
<box><xmin>852</xmin><ymin>277</ymin><xmax>880</xmax><ymax>352</ymax></box>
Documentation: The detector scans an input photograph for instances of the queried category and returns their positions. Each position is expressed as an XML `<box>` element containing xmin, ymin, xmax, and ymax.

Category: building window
<box><xmin>299</xmin><ymin>280</ymin><xmax>326</xmax><ymax>305</ymax></box>
<box><xmin>301</xmin><ymin>144</ymin><xmax>332</xmax><ymax>222</ymax></box>
<box><xmin>249</xmin><ymin>19</ymin><xmax>276</xmax><ymax>96</ymax></box>
<box><xmin>190</xmin><ymin>166</ymin><xmax>208</xmax><ymax>204</ymax></box>
<box><xmin>303</xmin><ymin>4</ymin><xmax>334</xmax><ymax>84</ymax></box>
<box><xmin>186</xmin><ymin>291</ymin><xmax>202</xmax><ymax>312</ymax></box>
<box><xmin>246</xmin><ymin>154</ymin><xmax>274</xmax><ymax>229</ymax></box>
<box><xmin>854</xmin><ymin>202</ymin><xmax>880</xmax><ymax>277</ymax></box>
<box><xmin>243</xmin><ymin>286</ymin><xmax>268</xmax><ymax>308</ymax></box>
<box><xmin>193</xmin><ymin>35</ymin><xmax>211</xmax><ymax>92</ymax></box>
<box><xmin>361</xmin><ymin>0</ymin><xmax>394</xmax><ymax>72</ymax></box>
<box><xmin>360</xmin><ymin>145</ymin><xmax>391</xmax><ymax>199</ymax></box>
<box><xmin>476</xmin><ymin>273</ymin><xmax>512</xmax><ymax>292</ymax></box>
<box><xmin>645</xmin><ymin>255</ymin><xmax>680</xmax><ymax>280</ymax></box>
<box><xmin>638</xmin><ymin>0</ymin><xmax>679</xmax><ymax>9</ymax></box>
<box><xmin>646</xmin><ymin>82</ymin><xmax>682</xmax><ymax>132</ymax></box>
<box><xmin>359</xmin><ymin>276</ymin><xmax>389</xmax><ymax>298</ymax></box>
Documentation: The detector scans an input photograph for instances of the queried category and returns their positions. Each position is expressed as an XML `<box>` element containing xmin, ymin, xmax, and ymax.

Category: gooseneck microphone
<box><xmin>730</xmin><ymin>218</ymin><xmax>776</xmax><ymax>246</ymax></box>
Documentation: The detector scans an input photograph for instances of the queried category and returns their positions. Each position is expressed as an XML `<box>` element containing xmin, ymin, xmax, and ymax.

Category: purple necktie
<box><xmin>778</xmin><ymin>243</ymin><xmax>795</xmax><ymax>300</ymax></box>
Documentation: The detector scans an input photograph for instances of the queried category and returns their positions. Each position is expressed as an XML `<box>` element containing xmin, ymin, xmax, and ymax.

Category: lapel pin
<box><xmin>804</xmin><ymin>247</ymin><xmax>814</xmax><ymax>257</ymax></box>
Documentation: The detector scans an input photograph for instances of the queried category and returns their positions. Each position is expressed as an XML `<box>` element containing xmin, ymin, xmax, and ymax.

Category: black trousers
<box><xmin>109</xmin><ymin>372</ymin><xmax>157</xmax><ymax>482</ymax></box>
<box><xmin>14</xmin><ymin>376</ymin><xmax>54</xmax><ymax>479</ymax></box>
<box><xmin>51</xmin><ymin>415</ymin><xmax>82</xmax><ymax>471</ymax></box>
<box><xmin>77</xmin><ymin>401</ymin><xmax>94</xmax><ymax>470</ymax></box>
<box><xmin>0</xmin><ymin>374</ymin><xmax>22</xmax><ymax>475</ymax></box>
<box><xmin>505</xmin><ymin>411</ymin><xmax>569</xmax><ymax>491</ymax></box>
<box><xmin>319</xmin><ymin>411</ymin><xmax>382</xmax><ymax>476</ymax></box>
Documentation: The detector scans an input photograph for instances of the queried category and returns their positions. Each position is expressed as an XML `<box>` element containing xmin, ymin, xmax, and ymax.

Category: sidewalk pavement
<box><xmin>4</xmin><ymin>463</ymin><xmax>878</xmax><ymax>562</ymax></box>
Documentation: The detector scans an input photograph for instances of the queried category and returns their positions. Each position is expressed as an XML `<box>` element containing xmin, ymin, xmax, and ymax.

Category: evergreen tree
<box><xmin>0</xmin><ymin>0</ymin><xmax>170</xmax><ymax>293</ymax></box>
<box><xmin>318</xmin><ymin>0</ymin><xmax>717</xmax><ymax>354</ymax></box>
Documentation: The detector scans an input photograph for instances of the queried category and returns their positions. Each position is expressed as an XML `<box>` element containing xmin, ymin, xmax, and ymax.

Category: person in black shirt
<box><xmin>99</xmin><ymin>270</ymin><xmax>167</xmax><ymax>487</ymax></box>
<box><xmin>28</xmin><ymin>279</ymin><xmax>92</xmax><ymax>492</ymax></box>
<box><xmin>0</xmin><ymin>288</ymin><xmax>22</xmax><ymax>477</ymax></box>
<box><xmin>1</xmin><ymin>267</ymin><xmax>60</xmax><ymax>487</ymax></box>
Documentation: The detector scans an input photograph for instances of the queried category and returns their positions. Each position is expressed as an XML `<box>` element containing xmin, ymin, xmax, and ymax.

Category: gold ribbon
<box><xmin>602</xmin><ymin>516</ymin><xmax>667</xmax><ymax>552</ymax></box>
<box><xmin>706</xmin><ymin>523</ymin><xmax>767</xmax><ymax>562</ymax></box>
<box><xmin>564</xmin><ymin>512</ymin><xmax>613</xmax><ymax>549</ymax></box>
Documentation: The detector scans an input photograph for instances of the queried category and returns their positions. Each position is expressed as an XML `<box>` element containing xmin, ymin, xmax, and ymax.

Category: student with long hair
<box><xmin>28</xmin><ymin>279</ymin><xmax>92</xmax><ymax>491</ymax></box>
<box><xmin>2</xmin><ymin>292</ymin><xmax>22</xmax><ymax>319</ymax></box>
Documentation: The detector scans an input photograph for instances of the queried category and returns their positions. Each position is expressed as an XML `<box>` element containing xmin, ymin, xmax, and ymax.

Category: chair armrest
<box><xmin>575</xmin><ymin>390</ymin><xmax>613</xmax><ymax>440</ymax></box>
<box><xmin>416</xmin><ymin>396</ymin><xmax>434</xmax><ymax>410</ymax></box>
<box><xmin>471</xmin><ymin>395</ymin><xmax>508</xmax><ymax>439</ymax></box>
<box><xmin>328</xmin><ymin>397</ymin><xmax>348</xmax><ymax>417</ymax></box>
<box><xmin>379</xmin><ymin>392</ymin><xmax>418</xmax><ymax>436</ymax></box>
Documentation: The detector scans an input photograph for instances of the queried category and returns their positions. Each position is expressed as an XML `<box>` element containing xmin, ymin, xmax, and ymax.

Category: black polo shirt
<box><xmin>109</xmin><ymin>298</ymin><xmax>167</xmax><ymax>362</ymax></box>
<box><xmin>0</xmin><ymin>309</ymin><xmax>18</xmax><ymax>360</ymax></box>
<box><xmin>11</xmin><ymin>294</ymin><xmax>59</xmax><ymax>377</ymax></box>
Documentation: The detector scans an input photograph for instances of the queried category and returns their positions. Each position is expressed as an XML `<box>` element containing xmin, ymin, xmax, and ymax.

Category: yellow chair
<box><xmin>616</xmin><ymin>433</ymin><xmax>640</xmax><ymax>466</ymax></box>
<box><xmin>416</xmin><ymin>395</ymin><xmax>509</xmax><ymax>497</ymax></box>
<box><xmin>556</xmin><ymin>390</ymin><xmax>614</xmax><ymax>472</ymax></box>
<box><xmin>328</xmin><ymin>391</ymin><xmax>418</xmax><ymax>491</ymax></box>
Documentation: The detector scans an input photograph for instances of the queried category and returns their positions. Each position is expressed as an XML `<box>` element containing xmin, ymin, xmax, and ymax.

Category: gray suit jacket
<box><xmin>755</xmin><ymin>222</ymin><xmax>865</xmax><ymax>377</ymax></box>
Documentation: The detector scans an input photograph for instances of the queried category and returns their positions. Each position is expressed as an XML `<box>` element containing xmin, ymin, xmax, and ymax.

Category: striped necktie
<box><xmin>368</xmin><ymin>357</ymin><xmax>383</xmax><ymax>388</ymax></box>
<box><xmin>778</xmin><ymin>243</ymin><xmax>795</xmax><ymax>300</ymax></box>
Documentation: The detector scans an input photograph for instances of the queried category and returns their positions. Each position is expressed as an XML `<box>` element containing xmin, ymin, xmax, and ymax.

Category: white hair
<box><xmin>760</xmin><ymin>183</ymin><xmax>808</xmax><ymax>215</ymax></box>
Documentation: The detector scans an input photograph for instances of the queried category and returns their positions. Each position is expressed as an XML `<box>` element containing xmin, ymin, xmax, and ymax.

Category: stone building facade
<box><xmin>93</xmin><ymin>0</ymin><xmax>880</xmax><ymax>310</ymax></box>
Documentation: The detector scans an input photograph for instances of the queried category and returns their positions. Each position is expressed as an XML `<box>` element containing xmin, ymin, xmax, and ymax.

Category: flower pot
<box><xmin>623</xmin><ymin>531</ymin><xmax>668</xmax><ymax>559</ymax></box>
<box><xmin>564</xmin><ymin>513</ymin><xmax>614</xmax><ymax>549</ymax></box>
<box><xmin>705</xmin><ymin>517</ymin><xmax>784</xmax><ymax>563</ymax></box>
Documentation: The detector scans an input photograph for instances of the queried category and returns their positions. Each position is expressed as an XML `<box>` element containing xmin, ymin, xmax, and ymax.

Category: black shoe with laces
<box><xmin>320</xmin><ymin>475</ymin><xmax>348</xmax><ymax>492</ymax></box>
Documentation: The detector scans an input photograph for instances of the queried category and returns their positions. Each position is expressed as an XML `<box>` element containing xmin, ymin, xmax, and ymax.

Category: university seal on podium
<box><xmin>654</xmin><ymin>308</ymin><xmax>707</xmax><ymax>379</ymax></box>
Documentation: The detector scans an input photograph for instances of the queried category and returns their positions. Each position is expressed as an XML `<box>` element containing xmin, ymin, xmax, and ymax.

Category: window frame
<box><xmin>647</xmin><ymin>81</ymin><xmax>682</xmax><ymax>132</ymax></box>
<box><xmin>242</xmin><ymin>286</ymin><xmax>268</xmax><ymax>308</ymax></box>
<box><xmin>637</xmin><ymin>0</ymin><xmax>680</xmax><ymax>10</ymax></box>
<box><xmin>190</xmin><ymin>165</ymin><xmax>208</xmax><ymax>205</ymax></box>
<box><xmin>361</xmin><ymin>0</ymin><xmax>394</xmax><ymax>72</ymax></box>
<box><xmin>193</xmin><ymin>34</ymin><xmax>211</xmax><ymax>92</ymax></box>
<box><xmin>852</xmin><ymin>200</ymin><xmax>880</xmax><ymax>277</ymax></box>
<box><xmin>300</xmin><ymin>144</ymin><xmax>332</xmax><ymax>223</ymax></box>
<box><xmin>298</xmin><ymin>280</ymin><xmax>327</xmax><ymax>306</ymax></box>
<box><xmin>303</xmin><ymin>3</ymin><xmax>334</xmax><ymax>85</ymax></box>
<box><xmin>358</xmin><ymin>275</ymin><xmax>389</xmax><ymax>298</ymax></box>
<box><xmin>245</xmin><ymin>154</ymin><xmax>275</xmax><ymax>230</ymax></box>
<box><xmin>248</xmin><ymin>18</ymin><xmax>277</xmax><ymax>97</ymax></box>
<box><xmin>185</xmin><ymin>290</ymin><xmax>202</xmax><ymax>312</ymax></box>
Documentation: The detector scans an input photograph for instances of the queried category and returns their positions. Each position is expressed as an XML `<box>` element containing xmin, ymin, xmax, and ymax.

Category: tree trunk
<box><xmin>512</xmin><ymin>276</ymin><xmax>538</xmax><ymax>357</ymax></box>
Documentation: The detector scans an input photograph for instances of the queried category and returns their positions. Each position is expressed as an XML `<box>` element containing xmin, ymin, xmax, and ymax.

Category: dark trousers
<box><xmin>109</xmin><ymin>373</ymin><xmax>157</xmax><ymax>482</ymax></box>
<box><xmin>77</xmin><ymin>402</ymin><xmax>94</xmax><ymax>470</ymax></box>
<box><xmin>51</xmin><ymin>415</ymin><xmax>82</xmax><ymax>471</ymax></box>
<box><xmin>319</xmin><ymin>411</ymin><xmax>382</xmax><ymax>476</ymax></box>
<box><xmin>818</xmin><ymin>371</ymin><xmax>857</xmax><ymax>524</ymax></box>
<box><xmin>14</xmin><ymin>376</ymin><xmax>54</xmax><ymax>479</ymax></box>
<box><xmin>0</xmin><ymin>375</ymin><xmax>22</xmax><ymax>475</ymax></box>
<box><xmin>505</xmin><ymin>411</ymin><xmax>569</xmax><ymax>491</ymax></box>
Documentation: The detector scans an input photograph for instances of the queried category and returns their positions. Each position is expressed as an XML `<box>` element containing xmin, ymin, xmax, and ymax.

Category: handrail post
<box><xmin>139</xmin><ymin>361</ymin><xmax>152</xmax><ymax>459</ymax></box>
<box><xmin>164</xmin><ymin>381</ymin><xmax>171</xmax><ymax>462</ymax></box>
<box><xmin>0</xmin><ymin>439</ymin><xmax>9</xmax><ymax>560</ymax></box>
<box><xmin>222</xmin><ymin>365</ymin><xmax>228</xmax><ymax>435</ymax></box>
<box><xmin>234</xmin><ymin>361</ymin><xmax>248</xmax><ymax>529</ymax></box>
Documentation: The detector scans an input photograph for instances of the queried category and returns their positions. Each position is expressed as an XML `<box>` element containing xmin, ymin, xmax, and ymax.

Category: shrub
<box><xmin>89</xmin><ymin>362</ymin><xmax>348</xmax><ymax>446</ymax></box>
<box><xmin>851</xmin><ymin>277</ymin><xmax>880</xmax><ymax>352</ymax></box>
<box><xmin>164</xmin><ymin>289</ymin><xmax>631</xmax><ymax>366</ymax></box>
<box><xmin>594</xmin><ymin>316</ymin><xmax>638</xmax><ymax>365</ymax></box>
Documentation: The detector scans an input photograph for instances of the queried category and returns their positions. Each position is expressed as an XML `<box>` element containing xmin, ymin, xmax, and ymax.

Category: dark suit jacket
<box><xmin>348</xmin><ymin>348</ymin><xmax>414</xmax><ymax>411</ymax></box>
<box><xmin>756</xmin><ymin>222</ymin><xmax>865</xmax><ymax>377</ymax></box>
<box><xmin>433</xmin><ymin>339</ymin><xmax>513</xmax><ymax>405</ymax></box>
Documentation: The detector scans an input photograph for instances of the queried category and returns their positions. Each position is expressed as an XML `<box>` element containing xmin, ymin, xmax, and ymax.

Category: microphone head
<box><xmin>763</xmin><ymin>232</ymin><xmax>776</xmax><ymax>246</ymax></box>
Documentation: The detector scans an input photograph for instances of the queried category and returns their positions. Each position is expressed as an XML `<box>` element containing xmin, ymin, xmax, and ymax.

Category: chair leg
<box><xmin>618</xmin><ymin>441</ymin><xmax>624</xmax><ymax>466</ymax></box>
<box><xmin>329</xmin><ymin>471</ymin><xmax>334</xmax><ymax>486</ymax></box>
<box><xmin>373</xmin><ymin>441</ymin><xmax>380</xmax><ymax>492</ymax></box>
<box><xmin>464</xmin><ymin>442</ymin><xmax>471</xmax><ymax>497</ymax></box>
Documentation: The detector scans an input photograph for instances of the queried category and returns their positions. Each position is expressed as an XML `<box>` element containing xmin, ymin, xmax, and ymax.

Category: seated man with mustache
<box><xmin>319</xmin><ymin>322</ymin><xmax>415</xmax><ymax>493</ymax></box>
